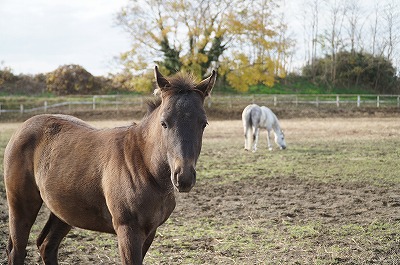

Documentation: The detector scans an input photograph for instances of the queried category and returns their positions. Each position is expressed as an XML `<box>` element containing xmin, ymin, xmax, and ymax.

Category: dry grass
<box><xmin>1</xmin><ymin>117</ymin><xmax>400</xmax><ymax>264</ymax></box>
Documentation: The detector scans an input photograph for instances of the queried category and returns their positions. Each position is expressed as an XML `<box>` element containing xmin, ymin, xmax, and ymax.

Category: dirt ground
<box><xmin>1</xmin><ymin>116</ymin><xmax>400</xmax><ymax>264</ymax></box>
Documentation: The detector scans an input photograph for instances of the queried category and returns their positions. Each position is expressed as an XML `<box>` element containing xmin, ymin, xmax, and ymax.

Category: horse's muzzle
<box><xmin>172</xmin><ymin>164</ymin><xmax>196</xmax><ymax>192</ymax></box>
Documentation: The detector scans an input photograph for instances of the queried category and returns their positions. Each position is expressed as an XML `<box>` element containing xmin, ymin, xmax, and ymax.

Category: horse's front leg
<box><xmin>266</xmin><ymin>129</ymin><xmax>273</xmax><ymax>151</ymax></box>
<box><xmin>116</xmin><ymin>225</ymin><xmax>145</xmax><ymax>265</ymax></box>
<box><xmin>142</xmin><ymin>230</ymin><xmax>156</xmax><ymax>259</ymax></box>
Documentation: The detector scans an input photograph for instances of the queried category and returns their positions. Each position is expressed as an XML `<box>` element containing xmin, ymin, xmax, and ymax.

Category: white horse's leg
<box><xmin>267</xmin><ymin>129</ymin><xmax>273</xmax><ymax>151</ymax></box>
<box><xmin>244</xmin><ymin>127</ymin><xmax>251</xmax><ymax>150</ymax></box>
<box><xmin>252</xmin><ymin>127</ymin><xmax>259</xmax><ymax>152</ymax></box>
<box><xmin>243</xmin><ymin>122</ymin><xmax>250</xmax><ymax>150</ymax></box>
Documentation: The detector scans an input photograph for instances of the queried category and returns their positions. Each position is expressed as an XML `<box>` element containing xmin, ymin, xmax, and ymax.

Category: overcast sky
<box><xmin>0</xmin><ymin>0</ymin><xmax>131</xmax><ymax>76</ymax></box>
<box><xmin>0</xmin><ymin>0</ymin><xmax>390</xmax><ymax>76</ymax></box>
<box><xmin>0</xmin><ymin>0</ymin><xmax>303</xmax><ymax>76</ymax></box>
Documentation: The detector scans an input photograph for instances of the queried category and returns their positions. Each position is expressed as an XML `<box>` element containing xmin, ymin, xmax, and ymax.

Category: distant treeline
<box><xmin>1</xmin><ymin>51</ymin><xmax>399</xmax><ymax>96</ymax></box>
<box><xmin>0</xmin><ymin>64</ymin><xmax>148</xmax><ymax>96</ymax></box>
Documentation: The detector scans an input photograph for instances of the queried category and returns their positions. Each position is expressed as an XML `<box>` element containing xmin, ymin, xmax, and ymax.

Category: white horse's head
<box><xmin>275</xmin><ymin>130</ymin><xmax>287</xmax><ymax>150</ymax></box>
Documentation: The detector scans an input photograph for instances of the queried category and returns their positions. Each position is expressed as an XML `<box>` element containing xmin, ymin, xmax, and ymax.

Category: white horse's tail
<box><xmin>249</xmin><ymin>107</ymin><xmax>261</xmax><ymax>129</ymax></box>
<box><xmin>242</xmin><ymin>106</ymin><xmax>252</xmax><ymax>145</ymax></box>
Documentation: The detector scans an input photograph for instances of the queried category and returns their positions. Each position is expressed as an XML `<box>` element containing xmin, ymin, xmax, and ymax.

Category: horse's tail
<box><xmin>247</xmin><ymin>110</ymin><xmax>253</xmax><ymax>128</ymax></box>
<box><xmin>249</xmin><ymin>107</ymin><xmax>261</xmax><ymax>128</ymax></box>
<box><xmin>243</xmin><ymin>106</ymin><xmax>258</xmax><ymax>131</ymax></box>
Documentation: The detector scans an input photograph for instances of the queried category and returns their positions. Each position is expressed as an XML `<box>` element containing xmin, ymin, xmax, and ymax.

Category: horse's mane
<box><xmin>146</xmin><ymin>72</ymin><xmax>201</xmax><ymax>116</ymax></box>
<box><xmin>145</xmin><ymin>98</ymin><xmax>162</xmax><ymax>115</ymax></box>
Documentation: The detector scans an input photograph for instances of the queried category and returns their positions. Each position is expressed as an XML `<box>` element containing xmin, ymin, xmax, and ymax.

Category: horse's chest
<box><xmin>108</xmin><ymin>183</ymin><xmax>176</xmax><ymax>229</ymax></box>
<box><xmin>136</xmin><ymin>193</ymin><xmax>176</xmax><ymax>227</ymax></box>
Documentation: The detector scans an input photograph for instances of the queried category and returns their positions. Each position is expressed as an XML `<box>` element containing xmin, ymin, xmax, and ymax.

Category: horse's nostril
<box><xmin>173</xmin><ymin>169</ymin><xmax>196</xmax><ymax>192</ymax></box>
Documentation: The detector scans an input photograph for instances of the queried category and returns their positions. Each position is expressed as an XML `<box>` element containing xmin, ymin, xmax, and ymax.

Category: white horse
<box><xmin>242</xmin><ymin>104</ymin><xmax>286</xmax><ymax>152</ymax></box>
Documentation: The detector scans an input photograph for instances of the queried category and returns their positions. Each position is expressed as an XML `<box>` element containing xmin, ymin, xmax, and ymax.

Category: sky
<box><xmin>0</xmin><ymin>0</ymin><xmax>131</xmax><ymax>76</ymax></box>
<box><xmin>0</xmin><ymin>0</ymin><xmax>303</xmax><ymax>77</ymax></box>
<box><xmin>0</xmin><ymin>0</ymin><xmax>392</xmax><ymax>77</ymax></box>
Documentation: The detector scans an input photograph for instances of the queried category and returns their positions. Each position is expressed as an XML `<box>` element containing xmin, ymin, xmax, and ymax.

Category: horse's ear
<box><xmin>195</xmin><ymin>70</ymin><xmax>217</xmax><ymax>98</ymax></box>
<box><xmin>154</xmin><ymin>66</ymin><xmax>171</xmax><ymax>94</ymax></box>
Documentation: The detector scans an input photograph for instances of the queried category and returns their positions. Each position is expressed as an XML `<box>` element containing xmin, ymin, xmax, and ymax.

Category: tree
<box><xmin>117</xmin><ymin>0</ymin><xmax>229</xmax><ymax>78</ymax></box>
<box><xmin>323</xmin><ymin>0</ymin><xmax>347</xmax><ymax>85</ymax></box>
<box><xmin>382</xmin><ymin>0</ymin><xmax>400</xmax><ymax>63</ymax></box>
<box><xmin>0</xmin><ymin>63</ymin><xmax>16</xmax><ymax>87</ymax></box>
<box><xmin>0</xmin><ymin>62</ymin><xmax>47</xmax><ymax>95</ymax></box>
<box><xmin>116</xmin><ymin>0</ymin><xmax>292</xmax><ymax>92</ymax></box>
<box><xmin>344</xmin><ymin>0</ymin><xmax>363</xmax><ymax>54</ymax></box>
<box><xmin>46</xmin><ymin>65</ymin><xmax>100</xmax><ymax>95</ymax></box>
<box><xmin>301</xmin><ymin>0</ymin><xmax>322</xmax><ymax>82</ymax></box>
<box><xmin>302</xmin><ymin>51</ymin><xmax>397</xmax><ymax>93</ymax></box>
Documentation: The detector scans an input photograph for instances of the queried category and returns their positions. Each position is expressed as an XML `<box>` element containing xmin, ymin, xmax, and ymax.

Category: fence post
<box><xmin>0</xmin><ymin>103</ymin><xmax>2</xmax><ymax>115</ymax></box>
<box><xmin>316</xmin><ymin>96</ymin><xmax>319</xmax><ymax>107</ymax></box>
<box><xmin>295</xmin><ymin>95</ymin><xmax>298</xmax><ymax>107</ymax></box>
<box><xmin>273</xmin><ymin>96</ymin><xmax>277</xmax><ymax>106</ymax></box>
<box><xmin>336</xmin><ymin>95</ymin><xmax>340</xmax><ymax>107</ymax></box>
<box><xmin>20</xmin><ymin>104</ymin><xmax>24</xmax><ymax>113</ymax></box>
<box><xmin>93</xmin><ymin>96</ymin><xmax>96</xmax><ymax>110</ymax></box>
<box><xmin>377</xmin><ymin>96</ymin><xmax>380</xmax><ymax>107</ymax></box>
<box><xmin>357</xmin><ymin>95</ymin><xmax>360</xmax><ymax>107</ymax></box>
<box><xmin>398</xmin><ymin>96</ymin><xmax>399</xmax><ymax>108</ymax></box>
<box><xmin>44</xmin><ymin>101</ymin><xmax>48</xmax><ymax>112</ymax></box>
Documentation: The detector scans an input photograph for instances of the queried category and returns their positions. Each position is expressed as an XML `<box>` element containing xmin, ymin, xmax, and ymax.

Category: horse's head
<box><xmin>275</xmin><ymin>130</ymin><xmax>287</xmax><ymax>150</ymax></box>
<box><xmin>154</xmin><ymin>66</ymin><xmax>216</xmax><ymax>192</ymax></box>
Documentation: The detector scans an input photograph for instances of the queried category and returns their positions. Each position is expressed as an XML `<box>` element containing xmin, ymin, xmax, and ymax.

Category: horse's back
<box><xmin>260</xmin><ymin>106</ymin><xmax>279</xmax><ymax>127</ymax></box>
<box><xmin>5</xmin><ymin>114</ymin><xmax>92</xmax><ymax>153</ymax></box>
<box><xmin>4</xmin><ymin>114</ymin><xmax>95</xmax><ymax>181</ymax></box>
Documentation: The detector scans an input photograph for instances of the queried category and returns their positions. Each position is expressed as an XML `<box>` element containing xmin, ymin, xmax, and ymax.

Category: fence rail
<box><xmin>0</xmin><ymin>94</ymin><xmax>399</xmax><ymax>115</ymax></box>
<box><xmin>211</xmin><ymin>94</ymin><xmax>400</xmax><ymax>108</ymax></box>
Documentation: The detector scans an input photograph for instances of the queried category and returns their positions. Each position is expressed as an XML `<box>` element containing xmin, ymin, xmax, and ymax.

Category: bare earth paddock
<box><xmin>1</xmin><ymin>117</ymin><xmax>400</xmax><ymax>264</ymax></box>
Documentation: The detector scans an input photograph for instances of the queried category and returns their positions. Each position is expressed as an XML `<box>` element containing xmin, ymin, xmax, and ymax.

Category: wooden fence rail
<box><xmin>1</xmin><ymin>94</ymin><xmax>399</xmax><ymax>115</ymax></box>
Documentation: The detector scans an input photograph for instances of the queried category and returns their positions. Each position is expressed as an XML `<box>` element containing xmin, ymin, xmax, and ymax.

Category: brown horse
<box><xmin>4</xmin><ymin>66</ymin><xmax>216</xmax><ymax>265</ymax></box>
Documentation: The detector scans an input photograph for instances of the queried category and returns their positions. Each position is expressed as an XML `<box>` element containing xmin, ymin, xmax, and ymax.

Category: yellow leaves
<box><xmin>168</xmin><ymin>0</ymin><xmax>186</xmax><ymax>11</ymax></box>
<box><xmin>111</xmin><ymin>69</ymin><xmax>154</xmax><ymax>93</ymax></box>
<box><xmin>225</xmin><ymin>13</ymin><xmax>246</xmax><ymax>34</ymax></box>
<box><xmin>115</xmin><ymin>0</ymin><xmax>292</xmax><ymax>93</ymax></box>
<box><xmin>223</xmin><ymin>53</ymin><xmax>279</xmax><ymax>92</ymax></box>
<box><xmin>161</xmin><ymin>26</ymin><xmax>172</xmax><ymax>38</ymax></box>
<box><xmin>181</xmin><ymin>53</ymin><xmax>208</xmax><ymax>72</ymax></box>
<box><xmin>131</xmin><ymin>76</ymin><xmax>153</xmax><ymax>93</ymax></box>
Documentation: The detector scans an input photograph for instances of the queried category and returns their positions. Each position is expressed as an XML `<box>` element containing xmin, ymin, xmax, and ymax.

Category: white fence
<box><xmin>0</xmin><ymin>95</ymin><xmax>148</xmax><ymax>114</ymax></box>
<box><xmin>208</xmin><ymin>94</ymin><xmax>400</xmax><ymax>109</ymax></box>
<box><xmin>0</xmin><ymin>94</ymin><xmax>399</xmax><ymax>114</ymax></box>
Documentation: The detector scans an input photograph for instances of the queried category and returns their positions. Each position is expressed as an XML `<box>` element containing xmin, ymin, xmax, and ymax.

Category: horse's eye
<box><xmin>202</xmin><ymin>121</ymin><xmax>208</xmax><ymax>129</ymax></box>
<box><xmin>161</xmin><ymin>121</ymin><xmax>168</xmax><ymax>129</ymax></box>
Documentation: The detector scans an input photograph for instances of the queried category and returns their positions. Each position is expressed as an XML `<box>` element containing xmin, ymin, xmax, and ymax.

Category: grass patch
<box><xmin>1</xmin><ymin>118</ymin><xmax>399</xmax><ymax>264</ymax></box>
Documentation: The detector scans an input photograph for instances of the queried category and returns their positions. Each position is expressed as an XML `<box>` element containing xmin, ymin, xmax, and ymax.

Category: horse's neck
<box><xmin>268</xmin><ymin>113</ymin><xmax>281</xmax><ymax>133</ymax></box>
<box><xmin>138</xmin><ymin>119</ymin><xmax>161</xmax><ymax>155</ymax></box>
<box><xmin>272</xmin><ymin>120</ymin><xmax>281</xmax><ymax>133</ymax></box>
